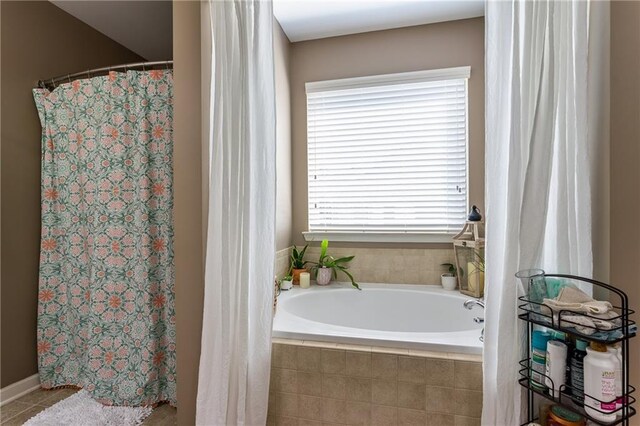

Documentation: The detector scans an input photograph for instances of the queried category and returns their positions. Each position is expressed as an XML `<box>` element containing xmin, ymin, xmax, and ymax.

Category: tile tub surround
<box><xmin>275</xmin><ymin>247</ymin><xmax>292</xmax><ymax>279</ymax></box>
<box><xmin>268</xmin><ymin>341</ymin><xmax>482</xmax><ymax>426</ymax></box>
<box><xmin>302</xmin><ymin>247</ymin><xmax>456</xmax><ymax>286</ymax></box>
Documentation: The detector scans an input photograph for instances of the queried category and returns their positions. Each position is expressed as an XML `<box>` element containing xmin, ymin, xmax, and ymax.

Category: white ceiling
<box><xmin>50</xmin><ymin>0</ymin><xmax>484</xmax><ymax>58</ymax></box>
<box><xmin>273</xmin><ymin>0</ymin><xmax>485</xmax><ymax>42</ymax></box>
<box><xmin>50</xmin><ymin>1</ymin><xmax>172</xmax><ymax>61</ymax></box>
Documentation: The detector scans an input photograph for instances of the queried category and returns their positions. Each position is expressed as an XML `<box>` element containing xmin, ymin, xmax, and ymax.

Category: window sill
<box><xmin>302</xmin><ymin>231</ymin><xmax>455</xmax><ymax>244</ymax></box>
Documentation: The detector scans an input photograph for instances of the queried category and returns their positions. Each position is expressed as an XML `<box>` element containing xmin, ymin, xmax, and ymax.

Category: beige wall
<box><xmin>610</xmin><ymin>0</ymin><xmax>640</xmax><ymax>409</ymax></box>
<box><xmin>173</xmin><ymin>1</ymin><xmax>203</xmax><ymax>424</ymax></box>
<box><xmin>0</xmin><ymin>0</ymin><xmax>142</xmax><ymax>388</ymax></box>
<box><xmin>290</xmin><ymin>18</ymin><xmax>485</xmax><ymax>248</ymax></box>
<box><xmin>275</xmin><ymin>20</ymin><xmax>293</xmax><ymax>250</ymax></box>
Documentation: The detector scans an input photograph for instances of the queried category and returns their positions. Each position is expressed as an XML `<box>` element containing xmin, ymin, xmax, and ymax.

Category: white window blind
<box><xmin>306</xmin><ymin>67</ymin><xmax>470</xmax><ymax>236</ymax></box>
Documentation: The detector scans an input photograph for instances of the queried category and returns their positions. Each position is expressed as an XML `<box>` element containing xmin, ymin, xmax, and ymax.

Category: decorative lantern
<box><xmin>453</xmin><ymin>221</ymin><xmax>485</xmax><ymax>298</ymax></box>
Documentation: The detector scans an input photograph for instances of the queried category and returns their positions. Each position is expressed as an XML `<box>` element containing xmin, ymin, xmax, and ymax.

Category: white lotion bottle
<box><xmin>584</xmin><ymin>342</ymin><xmax>617</xmax><ymax>422</ymax></box>
<box><xmin>545</xmin><ymin>340</ymin><xmax>567</xmax><ymax>398</ymax></box>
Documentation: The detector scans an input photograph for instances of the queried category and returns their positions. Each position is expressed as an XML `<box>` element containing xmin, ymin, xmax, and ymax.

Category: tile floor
<box><xmin>0</xmin><ymin>388</ymin><xmax>177</xmax><ymax>426</ymax></box>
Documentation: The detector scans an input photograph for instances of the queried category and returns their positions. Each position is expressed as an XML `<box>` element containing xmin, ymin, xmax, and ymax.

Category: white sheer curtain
<box><xmin>196</xmin><ymin>1</ymin><xmax>276</xmax><ymax>425</ymax></box>
<box><xmin>483</xmin><ymin>1</ymin><xmax>606</xmax><ymax>424</ymax></box>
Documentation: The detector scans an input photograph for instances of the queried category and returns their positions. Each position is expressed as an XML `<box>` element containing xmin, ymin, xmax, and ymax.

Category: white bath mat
<box><xmin>24</xmin><ymin>390</ymin><xmax>152</xmax><ymax>426</ymax></box>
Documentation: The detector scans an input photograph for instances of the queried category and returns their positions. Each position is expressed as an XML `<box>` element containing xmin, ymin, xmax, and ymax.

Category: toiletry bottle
<box><xmin>549</xmin><ymin>330</ymin><xmax>566</xmax><ymax>341</ymax></box>
<box><xmin>607</xmin><ymin>345</ymin><xmax>623</xmax><ymax>417</ymax></box>
<box><xmin>545</xmin><ymin>340</ymin><xmax>568</xmax><ymax>398</ymax></box>
<box><xmin>584</xmin><ymin>342</ymin><xmax>616</xmax><ymax>422</ymax></box>
<box><xmin>562</xmin><ymin>335</ymin><xmax>573</xmax><ymax>390</ymax></box>
<box><xmin>532</xmin><ymin>330</ymin><xmax>551</xmax><ymax>390</ymax></box>
<box><xmin>569</xmin><ymin>339</ymin><xmax>588</xmax><ymax>405</ymax></box>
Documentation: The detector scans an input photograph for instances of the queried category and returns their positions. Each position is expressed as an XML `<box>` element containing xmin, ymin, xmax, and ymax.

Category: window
<box><xmin>305</xmin><ymin>67</ymin><xmax>470</xmax><ymax>243</ymax></box>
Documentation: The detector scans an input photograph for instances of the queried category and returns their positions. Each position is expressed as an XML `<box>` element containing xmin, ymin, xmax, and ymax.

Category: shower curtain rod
<box><xmin>37</xmin><ymin>60</ymin><xmax>173</xmax><ymax>90</ymax></box>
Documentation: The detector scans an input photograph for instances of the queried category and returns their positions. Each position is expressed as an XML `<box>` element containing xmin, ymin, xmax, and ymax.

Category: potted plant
<box><xmin>290</xmin><ymin>244</ymin><xmax>309</xmax><ymax>285</ymax></box>
<box><xmin>279</xmin><ymin>274</ymin><xmax>293</xmax><ymax>291</ymax></box>
<box><xmin>309</xmin><ymin>240</ymin><xmax>360</xmax><ymax>289</ymax></box>
<box><xmin>440</xmin><ymin>263</ymin><xmax>458</xmax><ymax>290</ymax></box>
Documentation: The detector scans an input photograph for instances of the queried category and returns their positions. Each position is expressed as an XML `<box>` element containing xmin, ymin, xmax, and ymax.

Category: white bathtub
<box><xmin>273</xmin><ymin>282</ymin><xmax>484</xmax><ymax>354</ymax></box>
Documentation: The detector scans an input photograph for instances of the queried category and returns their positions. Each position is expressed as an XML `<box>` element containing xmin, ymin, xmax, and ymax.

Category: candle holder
<box><xmin>453</xmin><ymin>221</ymin><xmax>485</xmax><ymax>298</ymax></box>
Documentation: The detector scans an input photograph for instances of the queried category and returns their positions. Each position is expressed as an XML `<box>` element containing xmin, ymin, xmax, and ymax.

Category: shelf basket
<box><xmin>517</xmin><ymin>273</ymin><xmax>637</xmax><ymax>426</ymax></box>
<box><xmin>518</xmin><ymin>357</ymin><xmax>637</xmax><ymax>425</ymax></box>
<box><xmin>518</xmin><ymin>297</ymin><xmax>636</xmax><ymax>344</ymax></box>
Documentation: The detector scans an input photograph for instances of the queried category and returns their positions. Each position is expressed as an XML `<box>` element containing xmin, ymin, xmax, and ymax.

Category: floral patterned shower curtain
<box><xmin>33</xmin><ymin>70</ymin><xmax>176</xmax><ymax>406</ymax></box>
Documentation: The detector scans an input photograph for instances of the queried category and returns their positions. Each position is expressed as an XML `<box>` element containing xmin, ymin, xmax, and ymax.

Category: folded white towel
<box><xmin>558</xmin><ymin>314</ymin><xmax>620</xmax><ymax>335</ymax></box>
<box><xmin>543</xmin><ymin>286</ymin><xmax>613</xmax><ymax>315</ymax></box>
<box><xmin>542</xmin><ymin>286</ymin><xmax>620</xmax><ymax>334</ymax></box>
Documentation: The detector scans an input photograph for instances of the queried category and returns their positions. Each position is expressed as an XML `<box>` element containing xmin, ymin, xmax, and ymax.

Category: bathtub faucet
<box><xmin>463</xmin><ymin>299</ymin><xmax>485</xmax><ymax>310</ymax></box>
<box><xmin>464</xmin><ymin>299</ymin><xmax>485</xmax><ymax>342</ymax></box>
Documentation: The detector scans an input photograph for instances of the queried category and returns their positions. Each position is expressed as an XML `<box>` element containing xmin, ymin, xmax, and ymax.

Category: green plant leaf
<box><xmin>320</xmin><ymin>239</ymin><xmax>329</xmax><ymax>259</ymax></box>
<box><xmin>440</xmin><ymin>263</ymin><xmax>456</xmax><ymax>276</ymax></box>
<box><xmin>290</xmin><ymin>244</ymin><xmax>310</xmax><ymax>269</ymax></box>
<box><xmin>336</xmin><ymin>266</ymin><xmax>360</xmax><ymax>290</ymax></box>
<box><xmin>472</xmin><ymin>250</ymin><xmax>485</xmax><ymax>272</ymax></box>
<box><xmin>332</xmin><ymin>256</ymin><xmax>355</xmax><ymax>264</ymax></box>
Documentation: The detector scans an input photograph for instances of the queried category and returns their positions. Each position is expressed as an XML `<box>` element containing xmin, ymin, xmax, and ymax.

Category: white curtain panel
<box><xmin>196</xmin><ymin>1</ymin><xmax>276</xmax><ymax>425</ymax></box>
<box><xmin>483</xmin><ymin>0</ymin><xmax>606</xmax><ymax>424</ymax></box>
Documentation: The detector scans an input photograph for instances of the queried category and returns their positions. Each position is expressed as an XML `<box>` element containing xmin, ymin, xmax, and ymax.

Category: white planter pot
<box><xmin>316</xmin><ymin>267</ymin><xmax>332</xmax><ymax>286</ymax></box>
<box><xmin>441</xmin><ymin>274</ymin><xmax>457</xmax><ymax>291</ymax></box>
<box><xmin>280</xmin><ymin>280</ymin><xmax>293</xmax><ymax>291</ymax></box>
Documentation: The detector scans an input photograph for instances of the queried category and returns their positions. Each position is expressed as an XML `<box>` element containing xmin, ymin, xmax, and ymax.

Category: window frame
<box><xmin>304</xmin><ymin>66</ymin><xmax>471</xmax><ymax>244</ymax></box>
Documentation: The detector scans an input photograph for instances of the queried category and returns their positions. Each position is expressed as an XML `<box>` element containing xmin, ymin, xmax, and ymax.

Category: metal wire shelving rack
<box><xmin>518</xmin><ymin>274</ymin><xmax>637</xmax><ymax>425</ymax></box>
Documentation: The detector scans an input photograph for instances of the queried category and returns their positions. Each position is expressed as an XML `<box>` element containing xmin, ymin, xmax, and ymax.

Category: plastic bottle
<box><xmin>584</xmin><ymin>342</ymin><xmax>616</xmax><ymax>422</ymax></box>
<box><xmin>570</xmin><ymin>339</ymin><xmax>588</xmax><ymax>405</ymax></box>
<box><xmin>549</xmin><ymin>331</ymin><xmax>570</xmax><ymax>383</ymax></box>
<box><xmin>532</xmin><ymin>330</ymin><xmax>552</xmax><ymax>390</ymax></box>
<box><xmin>607</xmin><ymin>345</ymin><xmax>623</xmax><ymax>417</ymax></box>
<box><xmin>545</xmin><ymin>340</ymin><xmax>568</xmax><ymax>398</ymax></box>
<box><xmin>549</xmin><ymin>330</ymin><xmax>566</xmax><ymax>341</ymax></box>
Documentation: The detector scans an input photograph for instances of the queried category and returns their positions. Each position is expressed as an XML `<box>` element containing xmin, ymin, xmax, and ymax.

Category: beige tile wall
<box><xmin>274</xmin><ymin>248</ymin><xmax>293</xmax><ymax>312</ymax></box>
<box><xmin>302</xmin><ymin>247</ymin><xmax>456</xmax><ymax>285</ymax></box>
<box><xmin>275</xmin><ymin>247</ymin><xmax>292</xmax><ymax>279</ymax></box>
<box><xmin>268</xmin><ymin>342</ymin><xmax>482</xmax><ymax>426</ymax></box>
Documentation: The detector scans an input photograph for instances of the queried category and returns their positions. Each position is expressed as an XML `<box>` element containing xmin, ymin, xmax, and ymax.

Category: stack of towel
<box><xmin>541</xmin><ymin>286</ymin><xmax>636</xmax><ymax>340</ymax></box>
